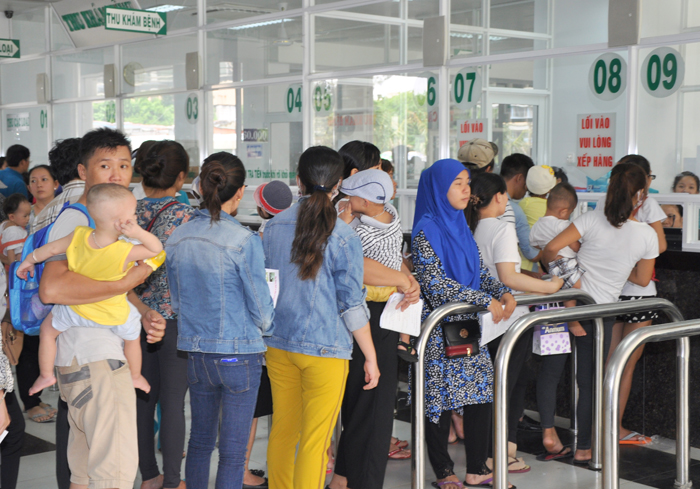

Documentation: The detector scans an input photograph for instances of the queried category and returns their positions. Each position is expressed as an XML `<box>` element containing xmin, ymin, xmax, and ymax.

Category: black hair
<box><xmin>29</xmin><ymin>164</ymin><xmax>56</xmax><ymax>182</ymax></box>
<box><xmin>136</xmin><ymin>140</ymin><xmax>189</xmax><ymax>190</ymax></box>
<box><xmin>133</xmin><ymin>141</ymin><xmax>158</xmax><ymax>173</ymax></box>
<box><xmin>380</xmin><ymin>158</ymin><xmax>394</xmax><ymax>174</ymax></box>
<box><xmin>552</xmin><ymin>166</ymin><xmax>568</xmax><ymax>184</ymax></box>
<box><xmin>465</xmin><ymin>172</ymin><xmax>507</xmax><ymax>232</ymax></box>
<box><xmin>49</xmin><ymin>138</ymin><xmax>82</xmax><ymax>185</ymax></box>
<box><xmin>499</xmin><ymin>153</ymin><xmax>534</xmax><ymax>180</ymax></box>
<box><xmin>338</xmin><ymin>140</ymin><xmax>381</xmax><ymax>179</ymax></box>
<box><xmin>5</xmin><ymin>145</ymin><xmax>30</xmax><ymax>168</ymax></box>
<box><xmin>547</xmin><ymin>182</ymin><xmax>578</xmax><ymax>211</ymax></box>
<box><xmin>199</xmin><ymin>152</ymin><xmax>246</xmax><ymax>222</ymax></box>
<box><xmin>292</xmin><ymin>146</ymin><xmax>345</xmax><ymax>280</ymax></box>
<box><xmin>618</xmin><ymin>154</ymin><xmax>651</xmax><ymax>176</ymax></box>
<box><xmin>465</xmin><ymin>161</ymin><xmax>494</xmax><ymax>175</ymax></box>
<box><xmin>3</xmin><ymin>193</ymin><xmax>29</xmax><ymax>216</ymax></box>
<box><xmin>672</xmin><ymin>171</ymin><xmax>700</xmax><ymax>192</ymax></box>
<box><xmin>79</xmin><ymin>128</ymin><xmax>131</xmax><ymax>168</ymax></box>
<box><xmin>604</xmin><ymin>163</ymin><xmax>647</xmax><ymax>228</ymax></box>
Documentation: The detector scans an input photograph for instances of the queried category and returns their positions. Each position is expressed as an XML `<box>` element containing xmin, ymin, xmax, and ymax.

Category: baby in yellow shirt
<box><xmin>17</xmin><ymin>183</ymin><xmax>163</xmax><ymax>395</ymax></box>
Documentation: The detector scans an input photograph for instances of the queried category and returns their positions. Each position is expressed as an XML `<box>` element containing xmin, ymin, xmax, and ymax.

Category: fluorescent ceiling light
<box><xmin>146</xmin><ymin>5</ymin><xmax>186</xmax><ymax>13</ymax></box>
<box><xmin>228</xmin><ymin>18</ymin><xmax>293</xmax><ymax>31</ymax></box>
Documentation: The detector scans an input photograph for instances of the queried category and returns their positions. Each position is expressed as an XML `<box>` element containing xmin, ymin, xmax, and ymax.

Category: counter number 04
<box><xmin>287</xmin><ymin>86</ymin><xmax>302</xmax><ymax>113</ymax></box>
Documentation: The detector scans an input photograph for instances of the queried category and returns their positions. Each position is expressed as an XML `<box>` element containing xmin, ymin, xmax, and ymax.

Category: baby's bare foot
<box><xmin>29</xmin><ymin>375</ymin><xmax>56</xmax><ymax>396</ymax></box>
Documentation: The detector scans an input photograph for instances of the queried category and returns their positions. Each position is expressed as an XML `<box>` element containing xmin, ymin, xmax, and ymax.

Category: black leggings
<box><xmin>335</xmin><ymin>301</ymin><xmax>399</xmax><ymax>489</ymax></box>
<box><xmin>14</xmin><ymin>335</ymin><xmax>43</xmax><ymax>411</ymax></box>
<box><xmin>536</xmin><ymin>353</ymin><xmax>568</xmax><ymax>429</ymax></box>
<box><xmin>136</xmin><ymin>319</ymin><xmax>189</xmax><ymax>488</ymax></box>
<box><xmin>426</xmin><ymin>403</ymin><xmax>492</xmax><ymax>479</ymax></box>
<box><xmin>1</xmin><ymin>390</ymin><xmax>25</xmax><ymax>489</ymax></box>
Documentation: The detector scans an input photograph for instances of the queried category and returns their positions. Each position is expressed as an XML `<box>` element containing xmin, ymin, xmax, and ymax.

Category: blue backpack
<box><xmin>8</xmin><ymin>202</ymin><xmax>94</xmax><ymax>335</ymax></box>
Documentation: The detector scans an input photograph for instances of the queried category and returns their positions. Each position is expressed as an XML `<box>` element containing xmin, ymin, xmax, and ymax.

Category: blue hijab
<box><xmin>412</xmin><ymin>159</ymin><xmax>481</xmax><ymax>290</ymax></box>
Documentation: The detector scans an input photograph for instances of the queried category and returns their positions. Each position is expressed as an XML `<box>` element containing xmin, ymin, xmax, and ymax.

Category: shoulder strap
<box><xmin>65</xmin><ymin>203</ymin><xmax>95</xmax><ymax>228</ymax></box>
<box><xmin>146</xmin><ymin>201</ymin><xmax>179</xmax><ymax>232</ymax></box>
<box><xmin>0</xmin><ymin>238</ymin><xmax>26</xmax><ymax>254</ymax></box>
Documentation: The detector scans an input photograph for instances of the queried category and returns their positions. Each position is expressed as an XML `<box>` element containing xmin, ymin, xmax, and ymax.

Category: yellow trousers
<box><xmin>266</xmin><ymin>347</ymin><xmax>348</xmax><ymax>489</ymax></box>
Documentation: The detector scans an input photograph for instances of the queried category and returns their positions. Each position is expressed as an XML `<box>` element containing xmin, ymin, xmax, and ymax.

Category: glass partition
<box><xmin>52</xmin><ymin>48</ymin><xmax>112</xmax><ymax>100</ymax></box>
<box><xmin>2</xmin><ymin>106</ymin><xmax>50</xmax><ymax>166</ymax></box>
<box><xmin>0</xmin><ymin>59</ymin><xmax>46</xmax><ymax>105</ymax></box>
<box><xmin>11</xmin><ymin>8</ymin><xmax>46</xmax><ymax>56</ymax></box>
<box><xmin>121</xmin><ymin>35</ymin><xmax>197</xmax><ymax>94</ymax></box>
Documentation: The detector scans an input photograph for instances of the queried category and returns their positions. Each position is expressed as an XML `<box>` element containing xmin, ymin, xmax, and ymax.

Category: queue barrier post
<box><xmin>411</xmin><ymin>289</ymin><xmax>595</xmax><ymax>489</ymax></box>
<box><xmin>493</xmin><ymin>298</ymin><xmax>684</xmax><ymax>489</ymax></box>
<box><xmin>603</xmin><ymin>315</ymin><xmax>692</xmax><ymax>489</ymax></box>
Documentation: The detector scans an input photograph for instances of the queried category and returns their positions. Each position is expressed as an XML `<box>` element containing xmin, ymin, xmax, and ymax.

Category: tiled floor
<box><xmin>13</xmin><ymin>388</ymin><xmax>688</xmax><ymax>489</ymax></box>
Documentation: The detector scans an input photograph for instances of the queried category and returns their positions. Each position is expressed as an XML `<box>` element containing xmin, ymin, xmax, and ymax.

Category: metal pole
<box><xmin>602</xmin><ymin>303</ymin><xmax>685</xmax><ymax>489</ymax></box>
<box><xmin>569</xmin><ymin>336</ymin><xmax>578</xmax><ymax>437</ymax></box>
<box><xmin>590</xmin><ymin>317</ymin><xmax>605</xmax><ymax>470</ymax></box>
<box><xmin>676</xmin><ymin>337</ymin><xmax>691</xmax><ymax>488</ymax></box>
<box><xmin>412</xmin><ymin>289</ymin><xmax>596</xmax><ymax>489</ymax></box>
<box><xmin>494</xmin><ymin>298</ymin><xmax>682</xmax><ymax>489</ymax></box>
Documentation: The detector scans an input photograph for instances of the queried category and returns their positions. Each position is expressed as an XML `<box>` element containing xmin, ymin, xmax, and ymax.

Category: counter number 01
<box><xmin>641</xmin><ymin>47</ymin><xmax>685</xmax><ymax>98</ymax></box>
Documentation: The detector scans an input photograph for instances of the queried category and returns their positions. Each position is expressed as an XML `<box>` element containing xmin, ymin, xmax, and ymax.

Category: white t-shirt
<box><xmin>0</xmin><ymin>222</ymin><xmax>27</xmax><ymax>256</ymax></box>
<box><xmin>474</xmin><ymin>217</ymin><xmax>521</xmax><ymax>280</ymax></box>
<box><xmin>529</xmin><ymin>215</ymin><xmax>576</xmax><ymax>259</ymax></box>
<box><xmin>573</xmin><ymin>210</ymin><xmax>659</xmax><ymax>305</ymax></box>
<box><xmin>596</xmin><ymin>196</ymin><xmax>665</xmax><ymax>296</ymax></box>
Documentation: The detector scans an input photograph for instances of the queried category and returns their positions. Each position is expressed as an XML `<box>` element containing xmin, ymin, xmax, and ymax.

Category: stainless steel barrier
<box><xmin>603</xmin><ymin>316</ymin><xmax>693</xmax><ymax>489</ymax></box>
<box><xmin>493</xmin><ymin>298</ymin><xmax>683</xmax><ymax>489</ymax></box>
<box><xmin>411</xmin><ymin>289</ymin><xmax>596</xmax><ymax>489</ymax></box>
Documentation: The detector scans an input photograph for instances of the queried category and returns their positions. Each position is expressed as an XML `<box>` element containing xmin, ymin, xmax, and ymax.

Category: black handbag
<box><xmin>442</xmin><ymin>319</ymin><xmax>481</xmax><ymax>358</ymax></box>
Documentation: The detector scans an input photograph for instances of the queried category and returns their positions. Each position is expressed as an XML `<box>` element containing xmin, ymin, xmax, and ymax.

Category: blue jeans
<box><xmin>185</xmin><ymin>352</ymin><xmax>263</xmax><ymax>489</ymax></box>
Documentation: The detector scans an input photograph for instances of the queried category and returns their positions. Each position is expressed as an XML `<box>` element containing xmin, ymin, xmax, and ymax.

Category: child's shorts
<box><xmin>548</xmin><ymin>257</ymin><xmax>586</xmax><ymax>289</ymax></box>
<box><xmin>616</xmin><ymin>295</ymin><xmax>660</xmax><ymax>323</ymax></box>
<box><xmin>52</xmin><ymin>302</ymin><xmax>142</xmax><ymax>341</ymax></box>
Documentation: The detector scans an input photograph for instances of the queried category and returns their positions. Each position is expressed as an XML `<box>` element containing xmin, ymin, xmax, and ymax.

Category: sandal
<box><xmin>397</xmin><ymin>341</ymin><xmax>418</xmax><ymax>363</ymax></box>
<box><xmin>507</xmin><ymin>457</ymin><xmax>530</xmax><ymax>473</ymax></box>
<box><xmin>39</xmin><ymin>402</ymin><xmax>58</xmax><ymax>417</ymax></box>
<box><xmin>536</xmin><ymin>446</ymin><xmax>572</xmax><ymax>462</ymax></box>
<box><xmin>395</xmin><ymin>438</ymin><xmax>409</xmax><ymax>449</ymax></box>
<box><xmin>388</xmin><ymin>446</ymin><xmax>412</xmax><ymax>459</ymax></box>
<box><xmin>619</xmin><ymin>431</ymin><xmax>652</xmax><ymax>445</ymax></box>
<box><xmin>25</xmin><ymin>406</ymin><xmax>55</xmax><ymax>423</ymax></box>
<box><xmin>432</xmin><ymin>480</ymin><xmax>463</xmax><ymax>488</ymax></box>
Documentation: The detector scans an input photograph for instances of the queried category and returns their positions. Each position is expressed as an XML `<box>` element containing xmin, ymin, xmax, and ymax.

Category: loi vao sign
<box><xmin>105</xmin><ymin>7</ymin><xmax>167</xmax><ymax>35</ymax></box>
<box><xmin>576</xmin><ymin>113</ymin><xmax>615</xmax><ymax>180</ymax></box>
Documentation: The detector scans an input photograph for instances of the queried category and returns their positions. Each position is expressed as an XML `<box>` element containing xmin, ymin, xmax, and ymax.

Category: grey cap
<box><xmin>340</xmin><ymin>169</ymin><xmax>394</xmax><ymax>204</ymax></box>
<box><xmin>254</xmin><ymin>180</ymin><xmax>293</xmax><ymax>215</ymax></box>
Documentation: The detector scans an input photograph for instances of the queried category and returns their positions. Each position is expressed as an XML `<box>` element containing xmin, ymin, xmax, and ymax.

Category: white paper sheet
<box><xmin>265</xmin><ymin>269</ymin><xmax>280</xmax><ymax>307</ymax></box>
<box><xmin>479</xmin><ymin>305</ymin><xmax>530</xmax><ymax>346</ymax></box>
<box><xmin>379</xmin><ymin>293</ymin><xmax>424</xmax><ymax>336</ymax></box>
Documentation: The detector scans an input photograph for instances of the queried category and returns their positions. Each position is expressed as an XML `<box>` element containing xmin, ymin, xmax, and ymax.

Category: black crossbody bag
<box><xmin>442</xmin><ymin>318</ymin><xmax>481</xmax><ymax>358</ymax></box>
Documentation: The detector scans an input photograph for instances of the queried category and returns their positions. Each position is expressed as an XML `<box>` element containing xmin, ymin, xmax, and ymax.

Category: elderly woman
<box><xmin>411</xmin><ymin>159</ymin><xmax>515</xmax><ymax>489</ymax></box>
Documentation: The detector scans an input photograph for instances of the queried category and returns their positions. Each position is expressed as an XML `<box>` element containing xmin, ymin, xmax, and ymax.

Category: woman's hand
<box><xmin>488</xmin><ymin>298</ymin><xmax>504</xmax><ymax>323</ymax></box>
<box><xmin>500</xmin><ymin>293</ymin><xmax>516</xmax><ymax>320</ymax></box>
<box><xmin>363</xmin><ymin>359</ymin><xmax>380</xmax><ymax>390</ymax></box>
<box><xmin>141</xmin><ymin>309</ymin><xmax>166</xmax><ymax>343</ymax></box>
<box><xmin>337</xmin><ymin>200</ymin><xmax>354</xmax><ymax>224</ymax></box>
<box><xmin>547</xmin><ymin>275</ymin><xmax>565</xmax><ymax>293</ymax></box>
<box><xmin>16</xmin><ymin>259</ymin><xmax>35</xmax><ymax>280</ymax></box>
<box><xmin>397</xmin><ymin>274</ymin><xmax>420</xmax><ymax>311</ymax></box>
<box><xmin>0</xmin><ymin>396</ymin><xmax>9</xmax><ymax>432</ymax></box>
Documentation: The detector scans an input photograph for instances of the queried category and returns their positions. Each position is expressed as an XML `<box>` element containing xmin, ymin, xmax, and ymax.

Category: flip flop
<box><xmin>388</xmin><ymin>447</ymin><xmax>412</xmax><ymax>459</ymax></box>
<box><xmin>395</xmin><ymin>438</ymin><xmax>409</xmax><ymax>449</ymax></box>
<box><xmin>572</xmin><ymin>458</ymin><xmax>591</xmax><ymax>466</ymax></box>
<box><xmin>431</xmin><ymin>481</ymin><xmax>464</xmax><ymax>488</ymax></box>
<box><xmin>536</xmin><ymin>446</ymin><xmax>573</xmax><ymax>462</ymax></box>
<box><xmin>463</xmin><ymin>479</ymin><xmax>517</xmax><ymax>489</ymax></box>
<box><xmin>619</xmin><ymin>431</ymin><xmax>652</xmax><ymax>445</ymax></box>
<box><xmin>507</xmin><ymin>457</ymin><xmax>531</xmax><ymax>473</ymax></box>
<box><xmin>28</xmin><ymin>412</ymin><xmax>55</xmax><ymax>423</ymax></box>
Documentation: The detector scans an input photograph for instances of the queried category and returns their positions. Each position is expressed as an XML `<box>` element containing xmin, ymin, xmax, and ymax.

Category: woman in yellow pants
<box><xmin>262</xmin><ymin>146</ymin><xmax>380</xmax><ymax>489</ymax></box>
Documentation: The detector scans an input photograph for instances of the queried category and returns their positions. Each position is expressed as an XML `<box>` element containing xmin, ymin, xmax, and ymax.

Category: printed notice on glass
<box><xmin>576</xmin><ymin>113</ymin><xmax>615</xmax><ymax>181</ymax></box>
<box><xmin>266</xmin><ymin>269</ymin><xmax>280</xmax><ymax>307</ymax></box>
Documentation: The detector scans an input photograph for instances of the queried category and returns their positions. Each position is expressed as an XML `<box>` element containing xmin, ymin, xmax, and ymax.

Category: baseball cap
<box><xmin>254</xmin><ymin>180</ymin><xmax>294</xmax><ymax>215</ymax></box>
<box><xmin>526</xmin><ymin>165</ymin><xmax>557</xmax><ymax>195</ymax></box>
<box><xmin>340</xmin><ymin>169</ymin><xmax>394</xmax><ymax>204</ymax></box>
<box><xmin>457</xmin><ymin>139</ymin><xmax>495</xmax><ymax>168</ymax></box>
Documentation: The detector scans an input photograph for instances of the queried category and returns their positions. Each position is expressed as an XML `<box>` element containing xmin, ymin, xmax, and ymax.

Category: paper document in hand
<box><xmin>266</xmin><ymin>269</ymin><xmax>280</xmax><ymax>307</ymax></box>
<box><xmin>479</xmin><ymin>305</ymin><xmax>530</xmax><ymax>346</ymax></box>
<box><xmin>379</xmin><ymin>292</ymin><xmax>424</xmax><ymax>336</ymax></box>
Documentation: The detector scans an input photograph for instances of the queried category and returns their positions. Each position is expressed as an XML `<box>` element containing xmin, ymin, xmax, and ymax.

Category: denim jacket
<box><xmin>166</xmin><ymin>209</ymin><xmax>275</xmax><ymax>354</ymax></box>
<box><xmin>263</xmin><ymin>203</ymin><xmax>370</xmax><ymax>360</ymax></box>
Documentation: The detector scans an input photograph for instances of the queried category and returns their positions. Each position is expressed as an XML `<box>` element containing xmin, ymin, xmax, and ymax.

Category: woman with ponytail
<box><xmin>263</xmin><ymin>146</ymin><xmax>379</xmax><ymax>489</ymax></box>
<box><xmin>544</xmin><ymin>162</ymin><xmax>659</xmax><ymax>464</ymax></box>
<box><xmin>134</xmin><ymin>140</ymin><xmax>194</xmax><ymax>489</ymax></box>
<box><xmin>165</xmin><ymin>152</ymin><xmax>275</xmax><ymax>489</ymax></box>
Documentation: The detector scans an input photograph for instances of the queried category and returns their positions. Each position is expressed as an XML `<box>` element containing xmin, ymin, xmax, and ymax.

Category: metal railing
<box><xmin>493</xmin><ymin>298</ymin><xmax>683</xmax><ymax>489</ymax></box>
<box><xmin>411</xmin><ymin>289</ymin><xmax>596</xmax><ymax>489</ymax></box>
<box><xmin>604</xmin><ymin>316</ymin><xmax>694</xmax><ymax>489</ymax></box>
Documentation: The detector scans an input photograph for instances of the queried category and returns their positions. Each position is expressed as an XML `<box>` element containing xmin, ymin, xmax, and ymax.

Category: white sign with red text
<box><xmin>457</xmin><ymin>118</ymin><xmax>487</xmax><ymax>147</ymax></box>
<box><xmin>576</xmin><ymin>113</ymin><xmax>616</xmax><ymax>180</ymax></box>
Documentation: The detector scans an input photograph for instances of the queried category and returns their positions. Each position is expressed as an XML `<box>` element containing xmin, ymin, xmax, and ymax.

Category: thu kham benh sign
<box><xmin>105</xmin><ymin>7</ymin><xmax>167</xmax><ymax>35</ymax></box>
<box><xmin>576</xmin><ymin>113</ymin><xmax>616</xmax><ymax>181</ymax></box>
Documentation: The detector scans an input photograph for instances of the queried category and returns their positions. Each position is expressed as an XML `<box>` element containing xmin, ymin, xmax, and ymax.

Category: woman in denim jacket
<box><xmin>263</xmin><ymin>146</ymin><xmax>380</xmax><ymax>489</ymax></box>
<box><xmin>165</xmin><ymin>153</ymin><xmax>275</xmax><ymax>489</ymax></box>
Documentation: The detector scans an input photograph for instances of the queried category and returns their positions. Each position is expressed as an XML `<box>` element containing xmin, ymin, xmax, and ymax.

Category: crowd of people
<box><xmin>0</xmin><ymin>129</ymin><xmax>691</xmax><ymax>489</ymax></box>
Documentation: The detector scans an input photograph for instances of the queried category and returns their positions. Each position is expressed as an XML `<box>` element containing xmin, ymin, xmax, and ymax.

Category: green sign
<box><xmin>0</xmin><ymin>39</ymin><xmax>20</xmax><ymax>59</ymax></box>
<box><xmin>313</xmin><ymin>83</ymin><xmax>332</xmax><ymax>113</ymax></box>
<box><xmin>589</xmin><ymin>53</ymin><xmax>627</xmax><ymax>101</ymax></box>
<box><xmin>40</xmin><ymin>110</ymin><xmax>48</xmax><ymax>129</ymax></box>
<box><xmin>453</xmin><ymin>68</ymin><xmax>482</xmax><ymax>109</ymax></box>
<box><xmin>641</xmin><ymin>47</ymin><xmax>685</xmax><ymax>98</ymax></box>
<box><xmin>7</xmin><ymin>113</ymin><xmax>30</xmax><ymax>132</ymax></box>
<box><xmin>186</xmin><ymin>94</ymin><xmax>198</xmax><ymax>123</ymax></box>
<box><xmin>286</xmin><ymin>85</ymin><xmax>302</xmax><ymax>114</ymax></box>
<box><xmin>105</xmin><ymin>7</ymin><xmax>166</xmax><ymax>35</ymax></box>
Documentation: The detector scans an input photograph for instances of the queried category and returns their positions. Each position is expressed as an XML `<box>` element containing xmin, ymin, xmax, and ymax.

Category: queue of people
<box><xmin>0</xmin><ymin>130</ymin><xmax>688</xmax><ymax>489</ymax></box>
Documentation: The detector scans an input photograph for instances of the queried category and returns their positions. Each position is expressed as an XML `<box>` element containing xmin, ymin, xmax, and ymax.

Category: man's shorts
<box><xmin>57</xmin><ymin>358</ymin><xmax>137</xmax><ymax>489</ymax></box>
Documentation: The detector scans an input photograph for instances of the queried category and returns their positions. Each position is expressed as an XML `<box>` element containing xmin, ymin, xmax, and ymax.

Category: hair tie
<box><xmin>313</xmin><ymin>185</ymin><xmax>329</xmax><ymax>192</ymax></box>
<box><xmin>470</xmin><ymin>195</ymin><xmax>481</xmax><ymax>205</ymax></box>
